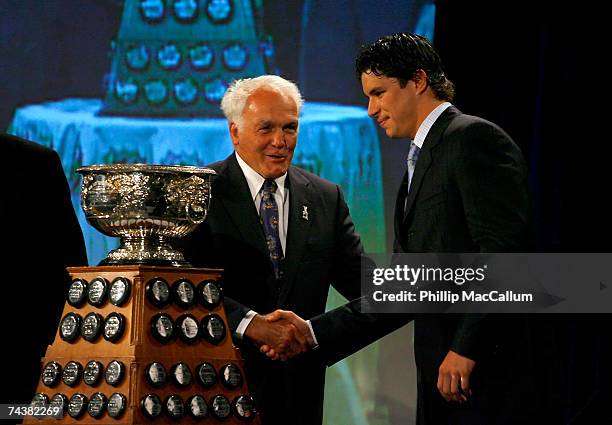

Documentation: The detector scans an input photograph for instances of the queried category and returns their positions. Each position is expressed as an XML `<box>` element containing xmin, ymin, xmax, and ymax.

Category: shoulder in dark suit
<box><xmin>396</xmin><ymin>106</ymin><xmax>529</xmax><ymax>255</ymax></box>
<box><xmin>0</xmin><ymin>134</ymin><xmax>87</xmax><ymax>408</ymax></box>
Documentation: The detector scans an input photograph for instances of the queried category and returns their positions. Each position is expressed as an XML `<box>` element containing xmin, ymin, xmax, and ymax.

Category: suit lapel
<box><xmin>395</xmin><ymin>170</ymin><xmax>409</xmax><ymax>245</ymax></box>
<box><xmin>403</xmin><ymin>106</ymin><xmax>461</xmax><ymax>221</ymax></box>
<box><xmin>213</xmin><ymin>154</ymin><xmax>269</xmax><ymax>258</ymax></box>
<box><xmin>278</xmin><ymin>167</ymin><xmax>313</xmax><ymax>305</ymax></box>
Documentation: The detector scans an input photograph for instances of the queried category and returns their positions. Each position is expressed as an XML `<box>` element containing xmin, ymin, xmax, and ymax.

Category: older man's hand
<box><xmin>259</xmin><ymin>310</ymin><xmax>315</xmax><ymax>360</ymax></box>
<box><xmin>244</xmin><ymin>312</ymin><xmax>312</xmax><ymax>361</ymax></box>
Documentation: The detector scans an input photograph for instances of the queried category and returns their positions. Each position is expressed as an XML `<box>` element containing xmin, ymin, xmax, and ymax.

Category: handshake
<box><xmin>244</xmin><ymin>310</ymin><xmax>315</xmax><ymax>361</ymax></box>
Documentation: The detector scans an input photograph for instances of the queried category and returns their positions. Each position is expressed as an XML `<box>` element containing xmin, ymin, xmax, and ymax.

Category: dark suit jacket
<box><xmin>312</xmin><ymin>107</ymin><xmax>562</xmax><ymax>425</ymax></box>
<box><xmin>180</xmin><ymin>153</ymin><xmax>366</xmax><ymax>425</ymax></box>
<box><xmin>0</xmin><ymin>134</ymin><xmax>87</xmax><ymax>413</ymax></box>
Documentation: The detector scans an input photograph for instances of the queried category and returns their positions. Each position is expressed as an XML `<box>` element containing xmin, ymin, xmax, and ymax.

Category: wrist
<box><xmin>244</xmin><ymin>314</ymin><xmax>263</xmax><ymax>343</ymax></box>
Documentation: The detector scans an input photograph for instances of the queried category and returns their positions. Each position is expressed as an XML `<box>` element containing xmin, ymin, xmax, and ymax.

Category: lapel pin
<box><xmin>302</xmin><ymin>205</ymin><xmax>309</xmax><ymax>221</ymax></box>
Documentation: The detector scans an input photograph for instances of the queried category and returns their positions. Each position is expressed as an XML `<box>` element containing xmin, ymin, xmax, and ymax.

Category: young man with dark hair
<box><xmin>267</xmin><ymin>33</ymin><xmax>561</xmax><ymax>425</ymax></box>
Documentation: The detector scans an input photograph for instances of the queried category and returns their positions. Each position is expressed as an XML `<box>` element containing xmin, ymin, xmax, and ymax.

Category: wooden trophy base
<box><xmin>24</xmin><ymin>266</ymin><xmax>260</xmax><ymax>424</ymax></box>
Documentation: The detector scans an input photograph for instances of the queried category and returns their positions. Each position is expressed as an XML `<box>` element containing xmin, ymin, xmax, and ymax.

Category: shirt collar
<box><xmin>235</xmin><ymin>152</ymin><xmax>287</xmax><ymax>200</ymax></box>
<box><xmin>412</xmin><ymin>102</ymin><xmax>452</xmax><ymax>149</ymax></box>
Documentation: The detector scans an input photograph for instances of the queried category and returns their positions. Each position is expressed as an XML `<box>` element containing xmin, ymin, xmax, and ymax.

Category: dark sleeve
<box><xmin>223</xmin><ymin>297</ymin><xmax>252</xmax><ymax>333</ymax></box>
<box><xmin>453</xmin><ymin>121</ymin><xmax>530</xmax><ymax>252</ymax></box>
<box><xmin>449</xmin><ymin>121</ymin><xmax>530</xmax><ymax>359</ymax></box>
<box><xmin>310</xmin><ymin>297</ymin><xmax>412</xmax><ymax>366</ymax></box>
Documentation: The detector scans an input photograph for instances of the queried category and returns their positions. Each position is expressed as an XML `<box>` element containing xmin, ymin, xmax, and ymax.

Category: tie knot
<box><xmin>262</xmin><ymin>179</ymin><xmax>278</xmax><ymax>194</ymax></box>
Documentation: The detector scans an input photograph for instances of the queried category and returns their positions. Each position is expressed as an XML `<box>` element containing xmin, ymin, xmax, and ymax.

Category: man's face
<box><xmin>230</xmin><ymin>89</ymin><xmax>299</xmax><ymax>178</ymax></box>
<box><xmin>361</xmin><ymin>71</ymin><xmax>418</xmax><ymax>139</ymax></box>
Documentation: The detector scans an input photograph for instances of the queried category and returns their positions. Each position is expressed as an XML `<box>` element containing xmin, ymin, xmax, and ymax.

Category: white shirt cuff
<box><xmin>235</xmin><ymin>310</ymin><xmax>258</xmax><ymax>340</ymax></box>
<box><xmin>306</xmin><ymin>319</ymin><xmax>319</xmax><ymax>348</ymax></box>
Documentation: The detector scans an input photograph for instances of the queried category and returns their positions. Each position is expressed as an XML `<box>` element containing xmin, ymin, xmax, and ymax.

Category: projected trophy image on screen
<box><xmin>101</xmin><ymin>0</ymin><xmax>274</xmax><ymax>117</ymax></box>
<box><xmin>25</xmin><ymin>164</ymin><xmax>261</xmax><ymax>424</ymax></box>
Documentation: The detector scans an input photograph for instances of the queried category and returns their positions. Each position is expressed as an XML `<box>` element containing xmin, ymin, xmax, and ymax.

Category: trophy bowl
<box><xmin>77</xmin><ymin>164</ymin><xmax>216</xmax><ymax>266</ymax></box>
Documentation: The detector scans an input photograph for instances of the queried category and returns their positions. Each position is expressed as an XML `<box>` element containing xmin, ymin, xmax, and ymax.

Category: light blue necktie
<box><xmin>407</xmin><ymin>141</ymin><xmax>421</xmax><ymax>191</ymax></box>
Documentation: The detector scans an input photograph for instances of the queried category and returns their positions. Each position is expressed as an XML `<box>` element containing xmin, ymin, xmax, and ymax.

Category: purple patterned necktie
<box><xmin>260</xmin><ymin>179</ymin><xmax>284</xmax><ymax>281</ymax></box>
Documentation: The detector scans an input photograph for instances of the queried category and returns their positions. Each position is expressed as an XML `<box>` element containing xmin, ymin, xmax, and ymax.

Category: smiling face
<box><xmin>361</xmin><ymin>71</ymin><xmax>419</xmax><ymax>139</ymax></box>
<box><xmin>230</xmin><ymin>88</ymin><xmax>299</xmax><ymax>178</ymax></box>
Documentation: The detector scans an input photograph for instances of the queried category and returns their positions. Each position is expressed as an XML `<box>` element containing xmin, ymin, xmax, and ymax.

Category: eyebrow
<box><xmin>366</xmin><ymin>87</ymin><xmax>383</xmax><ymax>96</ymax></box>
<box><xmin>256</xmin><ymin>119</ymin><xmax>298</xmax><ymax>127</ymax></box>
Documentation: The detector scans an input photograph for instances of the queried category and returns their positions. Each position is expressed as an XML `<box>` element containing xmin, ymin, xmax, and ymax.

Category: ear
<box><xmin>413</xmin><ymin>69</ymin><xmax>429</xmax><ymax>95</ymax></box>
<box><xmin>229</xmin><ymin>122</ymin><xmax>239</xmax><ymax>147</ymax></box>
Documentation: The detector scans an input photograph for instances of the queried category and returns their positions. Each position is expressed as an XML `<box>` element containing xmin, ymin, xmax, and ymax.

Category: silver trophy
<box><xmin>77</xmin><ymin>164</ymin><xmax>216</xmax><ymax>266</ymax></box>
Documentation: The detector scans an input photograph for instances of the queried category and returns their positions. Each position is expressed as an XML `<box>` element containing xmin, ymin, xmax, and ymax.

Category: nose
<box><xmin>367</xmin><ymin>97</ymin><xmax>379</xmax><ymax>118</ymax></box>
<box><xmin>270</xmin><ymin>129</ymin><xmax>286</xmax><ymax>148</ymax></box>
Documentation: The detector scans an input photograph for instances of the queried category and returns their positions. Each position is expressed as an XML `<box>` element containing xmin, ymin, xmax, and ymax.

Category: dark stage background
<box><xmin>435</xmin><ymin>3</ymin><xmax>609</xmax><ymax>424</ymax></box>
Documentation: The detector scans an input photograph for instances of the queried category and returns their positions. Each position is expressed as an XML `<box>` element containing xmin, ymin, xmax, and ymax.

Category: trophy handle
<box><xmin>186</xmin><ymin>203</ymin><xmax>208</xmax><ymax>224</ymax></box>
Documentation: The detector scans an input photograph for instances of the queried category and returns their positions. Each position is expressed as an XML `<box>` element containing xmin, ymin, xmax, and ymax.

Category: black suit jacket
<box><xmin>311</xmin><ymin>107</ymin><xmax>561</xmax><ymax>425</ymax></box>
<box><xmin>180</xmin><ymin>153</ymin><xmax>366</xmax><ymax>425</ymax></box>
<box><xmin>0</xmin><ymin>134</ymin><xmax>87</xmax><ymax>413</ymax></box>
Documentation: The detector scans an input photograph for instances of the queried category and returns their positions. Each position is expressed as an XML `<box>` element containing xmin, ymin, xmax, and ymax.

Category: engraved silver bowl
<box><xmin>77</xmin><ymin>164</ymin><xmax>216</xmax><ymax>266</ymax></box>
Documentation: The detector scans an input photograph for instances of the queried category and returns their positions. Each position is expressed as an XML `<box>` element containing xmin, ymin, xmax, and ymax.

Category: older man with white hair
<box><xmin>180</xmin><ymin>75</ymin><xmax>371</xmax><ymax>425</ymax></box>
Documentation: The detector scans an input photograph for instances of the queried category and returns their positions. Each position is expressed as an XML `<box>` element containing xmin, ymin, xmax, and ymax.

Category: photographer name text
<box><xmin>373</xmin><ymin>289</ymin><xmax>533</xmax><ymax>303</ymax></box>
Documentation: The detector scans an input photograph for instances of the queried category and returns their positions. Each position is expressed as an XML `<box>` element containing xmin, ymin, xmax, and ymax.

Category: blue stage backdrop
<box><xmin>2</xmin><ymin>2</ymin><xmax>435</xmax><ymax>424</ymax></box>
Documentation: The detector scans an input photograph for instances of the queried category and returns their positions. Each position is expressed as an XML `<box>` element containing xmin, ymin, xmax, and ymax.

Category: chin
<box><xmin>386</xmin><ymin>128</ymin><xmax>405</xmax><ymax>139</ymax></box>
<box><xmin>264</xmin><ymin>169</ymin><xmax>287</xmax><ymax>179</ymax></box>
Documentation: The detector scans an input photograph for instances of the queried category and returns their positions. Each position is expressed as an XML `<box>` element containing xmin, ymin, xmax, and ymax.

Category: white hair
<box><xmin>220</xmin><ymin>75</ymin><xmax>304</xmax><ymax>128</ymax></box>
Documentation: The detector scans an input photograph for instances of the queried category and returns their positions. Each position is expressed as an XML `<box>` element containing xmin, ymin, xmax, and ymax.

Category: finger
<box><xmin>437</xmin><ymin>372</ymin><xmax>451</xmax><ymax>402</ymax></box>
<box><xmin>450</xmin><ymin>374</ymin><xmax>463</xmax><ymax>402</ymax></box>
<box><xmin>287</xmin><ymin>312</ymin><xmax>308</xmax><ymax>334</ymax></box>
<box><xmin>442</xmin><ymin>373</ymin><xmax>452</xmax><ymax>401</ymax></box>
<box><xmin>461</xmin><ymin>373</ymin><xmax>472</xmax><ymax>397</ymax></box>
<box><xmin>437</xmin><ymin>371</ymin><xmax>445</xmax><ymax>400</ymax></box>
<box><xmin>272</xmin><ymin>310</ymin><xmax>295</xmax><ymax>325</ymax></box>
<box><xmin>265</xmin><ymin>310</ymin><xmax>283</xmax><ymax>322</ymax></box>
<box><xmin>261</xmin><ymin>344</ymin><xmax>280</xmax><ymax>360</ymax></box>
<box><xmin>266</xmin><ymin>350</ymin><xmax>279</xmax><ymax>360</ymax></box>
<box><xmin>260</xmin><ymin>345</ymin><xmax>278</xmax><ymax>359</ymax></box>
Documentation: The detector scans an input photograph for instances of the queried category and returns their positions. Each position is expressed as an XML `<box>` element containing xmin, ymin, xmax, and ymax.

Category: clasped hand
<box><xmin>245</xmin><ymin>310</ymin><xmax>314</xmax><ymax>361</ymax></box>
